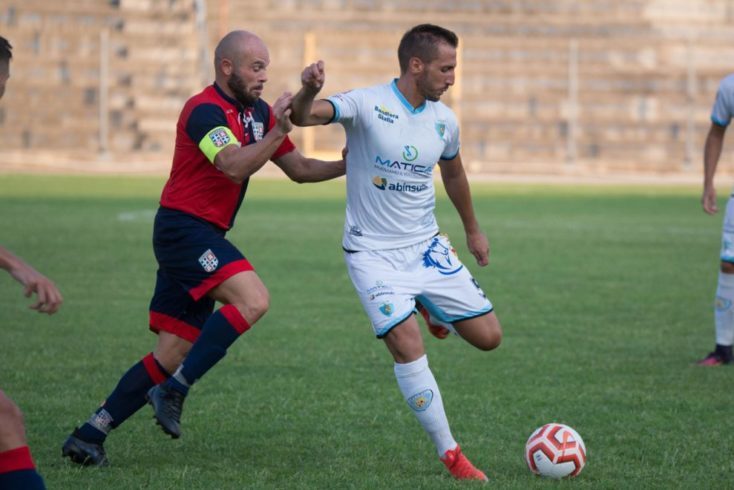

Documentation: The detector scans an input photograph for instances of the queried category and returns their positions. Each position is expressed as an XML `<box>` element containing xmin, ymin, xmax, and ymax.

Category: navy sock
<box><xmin>77</xmin><ymin>353</ymin><xmax>170</xmax><ymax>443</ymax></box>
<box><xmin>0</xmin><ymin>447</ymin><xmax>45</xmax><ymax>490</ymax></box>
<box><xmin>0</xmin><ymin>470</ymin><xmax>45</xmax><ymax>490</ymax></box>
<box><xmin>169</xmin><ymin>305</ymin><xmax>251</xmax><ymax>393</ymax></box>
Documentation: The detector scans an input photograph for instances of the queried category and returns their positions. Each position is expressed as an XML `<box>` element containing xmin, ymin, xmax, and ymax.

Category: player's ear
<box><xmin>221</xmin><ymin>58</ymin><xmax>233</xmax><ymax>76</ymax></box>
<box><xmin>408</xmin><ymin>56</ymin><xmax>424</xmax><ymax>75</ymax></box>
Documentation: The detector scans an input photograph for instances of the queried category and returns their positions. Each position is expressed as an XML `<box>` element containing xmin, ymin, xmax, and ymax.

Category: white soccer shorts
<box><xmin>344</xmin><ymin>234</ymin><xmax>493</xmax><ymax>338</ymax></box>
<box><xmin>722</xmin><ymin>195</ymin><xmax>734</xmax><ymax>263</ymax></box>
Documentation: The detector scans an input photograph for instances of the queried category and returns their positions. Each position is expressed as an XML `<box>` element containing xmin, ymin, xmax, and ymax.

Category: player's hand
<box><xmin>301</xmin><ymin>60</ymin><xmax>325</xmax><ymax>93</ymax></box>
<box><xmin>341</xmin><ymin>146</ymin><xmax>348</xmax><ymax>163</ymax></box>
<box><xmin>467</xmin><ymin>230</ymin><xmax>490</xmax><ymax>266</ymax></box>
<box><xmin>272</xmin><ymin>92</ymin><xmax>294</xmax><ymax>135</ymax></box>
<box><xmin>702</xmin><ymin>186</ymin><xmax>719</xmax><ymax>214</ymax></box>
<box><xmin>10</xmin><ymin>265</ymin><xmax>63</xmax><ymax>314</ymax></box>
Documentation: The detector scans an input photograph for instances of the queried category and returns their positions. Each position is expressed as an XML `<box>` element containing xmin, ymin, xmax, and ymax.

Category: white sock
<box><xmin>394</xmin><ymin>355</ymin><xmax>457</xmax><ymax>456</ymax></box>
<box><xmin>715</xmin><ymin>272</ymin><xmax>734</xmax><ymax>346</ymax></box>
<box><xmin>172</xmin><ymin>366</ymin><xmax>191</xmax><ymax>387</ymax></box>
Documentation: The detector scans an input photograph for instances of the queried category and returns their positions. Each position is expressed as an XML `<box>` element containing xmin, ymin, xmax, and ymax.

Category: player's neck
<box><xmin>395</xmin><ymin>77</ymin><xmax>426</xmax><ymax>110</ymax></box>
<box><xmin>213</xmin><ymin>80</ymin><xmax>233</xmax><ymax>100</ymax></box>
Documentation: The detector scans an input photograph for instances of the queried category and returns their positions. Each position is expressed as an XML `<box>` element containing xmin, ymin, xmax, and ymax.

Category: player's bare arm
<box><xmin>438</xmin><ymin>154</ymin><xmax>489</xmax><ymax>266</ymax></box>
<box><xmin>703</xmin><ymin>123</ymin><xmax>727</xmax><ymax>215</ymax></box>
<box><xmin>214</xmin><ymin>92</ymin><xmax>294</xmax><ymax>184</ymax></box>
<box><xmin>273</xmin><ymin>149</ymin><xmax>345</xmax><ymax>183</ymax></box>
<box><xmin>290</xmin><ymin>60</ymin><xmax>335</xmax><ymax>126</ymax></box>
<box><xmin>0</xmin><ymin>246</ymin><xmax>63</xmax><ymax>314</ymax></box>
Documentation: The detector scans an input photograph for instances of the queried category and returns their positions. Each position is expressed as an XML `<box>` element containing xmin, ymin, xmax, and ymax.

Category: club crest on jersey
<box><xmin>379</xmin><ymin>302</ymin><xmax>394</xmax><ymax>317</ymax></box>
<box><xmin>423</xmin><ymin>236</ymin><xmax>463</xmax><ymax>275</ymax></box>
<box><xmin>407</xmin><ymin>389</ymin><xmax>434</xmax><ymax>412</ymax></box>
<box><xmin>435</xmin><ymin>122</ymin><xmax>446</xmax><ymax>138</ymax></box>
<box><xmin>209</xmin><ymin>128</ymin><xmax>231</xmax><ymax>148</ymax></box>
<box><xmin>198</xmin><ymin>249</ymin><xmax>219</xmax><ymax>273</ymax></box>
<box><xmin>252</xmin><ymin>122</ymin><xmax>264</xmax><ymax>141</ymax></box>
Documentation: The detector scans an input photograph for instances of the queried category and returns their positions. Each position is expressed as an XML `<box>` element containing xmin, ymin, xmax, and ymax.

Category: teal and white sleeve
<box><xmin>711</xmin><ymin>75</ymin><xmax>734</xmax><ymax>127</ymax></box>
<box><xmin>327</xmin><ymin>89</ymin><xmax>362</xmax><ymax>126</ymax></box>
<box><xmin>440</xmin><ymin>114</ymin><xmax>461</xmax><ymax>160</ymax></box>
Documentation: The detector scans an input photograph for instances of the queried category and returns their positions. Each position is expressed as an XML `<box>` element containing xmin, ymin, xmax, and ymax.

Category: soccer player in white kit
<box><xmin>290</xmin><ymin>24</ymin><xmax>503</xmax><ymax>481</ymax></box>
<box><xmin>699</xmin><ymin>73</ymin><xmax>734</xmax><ymax>366</ymax></box>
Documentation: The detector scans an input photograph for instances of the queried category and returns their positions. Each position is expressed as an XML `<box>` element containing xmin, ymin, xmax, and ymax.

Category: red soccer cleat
<box><xmin>440</xmin><ymin>445</ymin><xmax>488</xmax><ymax>482</ymax></box>
<box><xmin>696</xmin><ymin>351</ymin><xmax>730</xmax><ymax>366</ymax></box>
<box><xmin>416</xmin><ymin>303</ymin><xmax>451</xmax><ymax>340</ymax></box>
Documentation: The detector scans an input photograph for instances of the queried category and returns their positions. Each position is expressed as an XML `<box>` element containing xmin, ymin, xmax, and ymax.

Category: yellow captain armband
<box><xmin>199</xmin><ymin>126</ymin><xmax>240</xmax><ymax>164</ymax></box>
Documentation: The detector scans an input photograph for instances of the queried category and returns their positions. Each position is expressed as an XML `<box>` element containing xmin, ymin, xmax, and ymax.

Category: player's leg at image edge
<box><xmin>0</xmin><ymin>393</ymin><xmax>45</xmax><ymax>489</ymax></box>
<box><xmin>0</xmin><ymin>446</ymin><xmax>45</xmax><ymax>490</ymax></box>
<box><xmin>698</xmin><ymin>271</ymin><xmax>734</xmax><ymax>366</ymax></box>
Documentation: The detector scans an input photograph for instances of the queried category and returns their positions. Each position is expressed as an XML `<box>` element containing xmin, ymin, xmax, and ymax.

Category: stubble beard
<box><xmin>417</xmin><ymin>72</ymin><xmax>442</xmax><ymax>102</ymax></box>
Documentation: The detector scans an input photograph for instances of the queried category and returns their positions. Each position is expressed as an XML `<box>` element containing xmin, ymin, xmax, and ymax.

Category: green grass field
<box><xmin>0</xmin><ymin>173</ymin><xmax>730</xmax><ymax>489</ymax></box>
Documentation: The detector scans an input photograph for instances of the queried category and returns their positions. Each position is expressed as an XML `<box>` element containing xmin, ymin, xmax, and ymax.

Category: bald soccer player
<box><xmin>62</xmin><ymin>30</ymin><xmax>345</xmax><ymax>467</ymax></box>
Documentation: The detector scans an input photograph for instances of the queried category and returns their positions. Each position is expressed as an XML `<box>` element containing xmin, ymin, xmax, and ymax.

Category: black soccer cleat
<box><xmin>147</xmin><ymin>384</ymin><xmax>185</xmax><ymax>439</ymax></box>
<box><xmin>62</xmin><ymin>429</ymin><xmax>109</xmax><ymax>467</ymax></box>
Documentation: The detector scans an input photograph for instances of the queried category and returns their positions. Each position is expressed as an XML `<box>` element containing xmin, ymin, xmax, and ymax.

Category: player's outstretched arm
<box><xmin>290</xmin><ymin>60</ymin><xmax>335</xmax><ymax>127</ymax></box>
<box><xmin>438</xmin><ymin>154</ymin><xmax>490</xmax><ymax>267</ymax></box>
<box><xmin>0</xmin><ymin>246</ymin><xmax>63</xmax><ymax>314</ymax></box>
<box><xmin>273</xmin><ymin>149</ymin><xmax>345</xmax><ymax>183</ymax></box>
<box><xmin>703</xmin><ymin>123</ymin><xmax>727</xmax><ymax>215</ymax></box>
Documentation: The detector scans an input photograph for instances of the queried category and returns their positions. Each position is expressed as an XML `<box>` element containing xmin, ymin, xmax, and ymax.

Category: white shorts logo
<box><xmin>379</xmin><ymin>302</ymin><xmax>394</xmax><ymax>317</ymax></box>
<box><xmin>198</xmin><ymin>249</ymin><xmax>219</xmax><ymax>273</ymax></box>
<box><xmin>422</xmin><ymin>236</ymin><xmax>463</xmax><ymax>275</ymax></box>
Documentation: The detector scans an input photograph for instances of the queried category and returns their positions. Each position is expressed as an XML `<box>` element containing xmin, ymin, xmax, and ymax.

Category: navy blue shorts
<box><xmin>148</xmin><ymin>207</ymin><xmax>254</xmax><ymax>342</ymax></box>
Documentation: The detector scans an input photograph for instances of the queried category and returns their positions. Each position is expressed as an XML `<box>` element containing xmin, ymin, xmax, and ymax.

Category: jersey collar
<box><xmin>213</xmin><ymin>82</ymin><xmax>246</xmax><ymax>112</ymax></box>
<box><xmin>391</xmin><ymin>79</ymin><xmax>426</xmax><ymax>115</ymax></box>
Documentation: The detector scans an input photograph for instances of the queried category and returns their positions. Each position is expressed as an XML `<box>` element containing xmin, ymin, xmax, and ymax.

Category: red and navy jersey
<box><xmin>160</xmin><ymin>83</ymin><xmax>295</xmax><ymax>230</ymax></box>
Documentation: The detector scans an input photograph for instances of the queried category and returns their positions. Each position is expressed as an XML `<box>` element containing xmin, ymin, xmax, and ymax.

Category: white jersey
<box><xmin>711</xmin><ymin>74</ymin><xmax>734</xmax><ymax>127</ymax></box>
<box><xmin>327</xmin><ymin>80</ymin><xmax>460</xmax><ymax>251</ymax></box>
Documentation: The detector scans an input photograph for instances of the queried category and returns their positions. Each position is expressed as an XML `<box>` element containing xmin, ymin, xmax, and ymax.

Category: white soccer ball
<box><xmin>524</xmin><ymin>423</ymin><xmax>587</xmax><ymax>478</ymax></box>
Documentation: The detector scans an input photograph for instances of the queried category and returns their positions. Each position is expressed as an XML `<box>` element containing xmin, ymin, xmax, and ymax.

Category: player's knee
<box><xmin>234</xmin><ymin>289</ymin><xmax>270</xmax><ymax>325</ymax></box>
<box><xmin>251</xmin><ymin>288</ymin><xmax>270</xmax><ymax>319</ymax></box>
<box><xmin>721</xmin><ymin>261</ymin><xmax>734</xmax><ymax>274</ymax></box>
<box><xmin>477</xmin><ymin>327</ymin><xmax>503</xmax><ymax>351</ymax></box>
<box><xmin>475</xmin><ymin>319</ymin><xmax>503</xmax><ymax>351</ymax></box>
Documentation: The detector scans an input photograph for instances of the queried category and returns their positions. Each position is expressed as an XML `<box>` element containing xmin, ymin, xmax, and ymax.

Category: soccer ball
<box><xmin>524</xmin><ymin>423</ymin><xmax>587</xmax><ymax>478</ymax></box>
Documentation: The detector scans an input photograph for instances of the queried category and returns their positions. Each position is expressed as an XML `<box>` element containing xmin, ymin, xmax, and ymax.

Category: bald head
<box><xmin>214</xmin><ymin>30</ymin><xmax>270</xmax><ymax>106</ymax></box>
<box><xmin>215</xmin><ymin>31</ymin><xmax>265</xmax><ymax>74</ymax></box>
